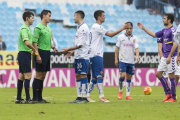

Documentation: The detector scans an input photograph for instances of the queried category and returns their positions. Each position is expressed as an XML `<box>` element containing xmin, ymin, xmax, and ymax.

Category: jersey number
<box><xmin>77</xmin><ymin>63</ymin><xmax>82</xmax><ymax>69</ymax></box>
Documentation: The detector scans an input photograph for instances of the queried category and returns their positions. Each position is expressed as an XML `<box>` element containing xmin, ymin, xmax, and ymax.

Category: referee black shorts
<box><xmin>18</xmin><ymin>51</ymin><xmax>31</xmax><ymax>73</ymax></box>
<box><xmin>35</xmin><ymin>49</ymin><xmax>50</xmax><ymax>72</ymax></box>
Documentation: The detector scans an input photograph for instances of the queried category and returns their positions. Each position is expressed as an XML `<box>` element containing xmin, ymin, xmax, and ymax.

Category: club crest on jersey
<box><xmin>36</xmin><ymin>34</ymin><xmax>39</xmax><ymax>37</ymax></box>
<box><xmin>100</xmin><ymin>71</ymin><xmax>103</xmax><ymax>75</ymax></box>
<box><xmin>166</xmin><ymin>31</ymin><xmax>168</xmax><ymax>35</ymax></box>
<box><xmin>133</xmin><ymin>39</ymin><xmax>135</xmax><ymax>43</ymax></box>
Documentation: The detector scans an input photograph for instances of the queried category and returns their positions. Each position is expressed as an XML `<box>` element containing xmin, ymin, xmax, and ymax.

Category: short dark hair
<box><xmin>94</xmin><ymin>10</ymin><xmax>105</xmax><ymax>20</ymax></box>
<box><xmin>40</xmin><ymin>10</ymin><xmax>51</xmax><ymax>20</ymax></box>
<box><xmin>75</xmin><ymin>10</ymin><xmax>85</xmax><ymax>19</ymax></box>
<box><xmin>126</xmin><ymin>22</ymin><xmax>133</xmax><ymax>27</ymax></box>
<box><xmin>165</xmin><ymin>13</ymin><xmax>174</xmax><ymax>24</ymax></box>
<box><xmin>22</xmin><ymin>11</ymin><xmax>34</xmax><ymax>21</ymax></box>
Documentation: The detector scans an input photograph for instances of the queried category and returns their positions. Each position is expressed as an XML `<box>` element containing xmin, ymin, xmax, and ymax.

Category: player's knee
<box><xmin>18</xmin><ymin>73</ymin><xmax>24</xmax><ymax>80</ymax></box>
<box><xmin>120</xmin><ymin>73</ymin><xmax>126</xmax><ymax>79</ymax></box>
<box><xmin>156</xmin><ymin>72</ymin><xmax>161</xmax><ymax>78</ymax></box>
<box><xmin>80</xmin><ymin>74</ymin><xmax>87</xmax><ymax>78</ymax></box>
<box><xmin>36</xmin><ymin>72</ymin><xmax>44</xmax><ymax>80</ymax></box>
<box><xmin>76</xmin><ymin>74</ymin><xmax>81</xmax><ymax>80</ymax></box>
<box><xmin>93</xmin><ymin>78</ymin><xmax>97</xmax><ymax>81</ymax></box>
<box><xmin>127</xmin><ymin>76</ymin><xmax>132</xmax><ymax>80</ymax></box>
<box><xmin>24</xmin><ymin>74</ymin><xmax>31</xmax><ymax>80</ymax></box>
<box><xmin>169</xmin><ymin>73</ymin><xmax>175</xmax><ymax>79</ymax></box>
<box><xmin>120</xmin><ymin>74</ymin><xmax>126</xmax><ymax>79</ymax></box>
<box><xmin>18</xmin><ymin>76</ymin><xmax>24</xmax><ymax>80</ymax></box>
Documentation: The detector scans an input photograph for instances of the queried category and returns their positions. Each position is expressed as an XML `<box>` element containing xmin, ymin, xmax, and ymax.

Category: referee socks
<box><xmin>32</xmin><ymin>78</ymin><xmax>39</xmax><ymax>101</ymax></box>
<box><xmin>24</xmin><ymin>79</ymin><xmax>30</xmax><ymax>100</ymax></box>
<box><xmin>17</xmin><ymin>79</ymin><xmax>23</xmax><ymax>100</ymax></box>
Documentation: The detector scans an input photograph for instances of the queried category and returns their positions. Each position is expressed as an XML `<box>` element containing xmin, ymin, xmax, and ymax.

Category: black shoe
<box><xmin>38</xmin><ymin>99</ymin><xmax>50</xmax><ymax>103</ymax></box>
<box><xmin>77</xmin><ymin>98</ymin><xmax>88</xmax><ymax>103</ymax></box>
<box><xmin>15</xmin><ymin>99</ymin><xmax>24</xmax><ymax>104</ymax></box>
<box><xmin>69</xmin><ymin>97</ymin><xmax>82</xmax><ymax>103</ymax></box>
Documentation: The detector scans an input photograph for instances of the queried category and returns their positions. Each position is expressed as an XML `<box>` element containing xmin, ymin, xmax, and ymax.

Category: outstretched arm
<box><xmin>106</xmin><ymin>23</ymin><xmax>128</xmax><ymax>37</ymax></box>
<box><xmin>137</xmin><ymin>22</ymin><xmax>156</xmax><ymax>37</ymax></box>
<box><xmin>158</xmin><ymin>43</ymin><xmax>163</xmax><ymax>58</ymax></box>
<box><xmin>115</xmin><ymin>47</ymin><xmax>119</xmax><ymax>67</ymax></box>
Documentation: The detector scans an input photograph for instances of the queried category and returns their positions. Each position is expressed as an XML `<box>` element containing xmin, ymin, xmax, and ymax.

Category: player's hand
<box><xmin>59</xmin><ymin>48</ymin><xmax>68</xmax><ymax>54</ymax></box>
<box><xmin>177</xmin><ymin>57</ymin><xmax>180</xmax><ymax>66</ymax></box>
<box><xmin>136</xmin><ymin>56</ymin><xmax>139</xmax><ymax>63</ymax></box>
<box><xmin>137</xmin><ymin>22</ymin><xmax>144</xmax><ymax>29</ymax></box>
<box><xmin>53</xmin><ymin>48</ymin><xmax>60</xmax><ymax>53</ymax></box>
<box><xmin>31</xmin><ymin>50</ymin><xmax>39</xmax><ymax>56</ymax></box>
<box><xmin>65</xmin><ymin>51</ymin><xmax>74</xmax><ymax>57</ymax></box>
<box><xmin>36</xmin><ymin>55</ymin><xmax>42</xmax><ymax>64</ymax></box>
<box><xmin>122</xmin><ymin>23</ymin><xmax>128</xmax><ymax>30</ymax></box>
<box><xmin>166</xmin><ymin>56</ymin><xmax>171</xmax><ymax>64</ymax></box>
<box><xmin>115</xmin><ymin>59</ymin><xmax>119</xmax><ymax>67</ymax></box>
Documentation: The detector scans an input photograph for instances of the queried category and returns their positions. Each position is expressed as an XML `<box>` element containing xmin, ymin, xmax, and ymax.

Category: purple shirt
<box><xmin>155</xmin><ymin>26</ymin><xmax>177</xmax><ymax>58</ymax></box>
<box><xmin>157</xmin><ymin>37</ymin><xmax>164</xmax><ymax>52</ymax></box>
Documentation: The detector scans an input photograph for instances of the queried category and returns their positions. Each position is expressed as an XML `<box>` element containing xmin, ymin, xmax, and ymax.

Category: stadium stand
<box><xmin>0</xmin><ymin>1</ymin><xmax>177</xmax><ymax>52</ymax></box>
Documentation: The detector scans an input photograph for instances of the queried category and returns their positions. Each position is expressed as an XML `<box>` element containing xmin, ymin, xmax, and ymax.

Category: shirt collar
<box><xmin>78</xmin><ymin>22</ymin><xmax>84</xmax><ymax>29</ymax></box>
<box><xmin>124</xmin><ymin>33</ymin><xmax>133</xmax><ymax>38</ymax></box>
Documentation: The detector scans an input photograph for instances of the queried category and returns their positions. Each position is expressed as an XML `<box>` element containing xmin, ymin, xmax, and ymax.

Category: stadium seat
<box><xmin>0</xmin><ymin>1</ymin><xmax>178</xmax><ymax>52</ymax></box>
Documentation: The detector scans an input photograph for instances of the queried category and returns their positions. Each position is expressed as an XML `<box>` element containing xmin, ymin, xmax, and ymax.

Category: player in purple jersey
<box><xmin>157</xmin><ymin>37</ymin><xmax>180</xmax><ymax>87</ymax></box>
<box><xmin>157</xmin><ymin>37</ymin><xmax>168</xmax><ymax>82</ymax></box>
<box><xmin>138</xmin><ymin>14</ymin><xmax>177</xmax><ymax>102</ymax></box>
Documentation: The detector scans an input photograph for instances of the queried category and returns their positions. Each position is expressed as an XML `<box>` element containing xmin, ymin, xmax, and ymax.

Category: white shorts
<box><xmin>163</xmin><ymin>64</ymin><xmax>180</xmax><ymax>78</ymax></box>
<box><xmin>157</xmin><ymin>56</ymin><xmax>177</xmax><ymax>74</ymax></box>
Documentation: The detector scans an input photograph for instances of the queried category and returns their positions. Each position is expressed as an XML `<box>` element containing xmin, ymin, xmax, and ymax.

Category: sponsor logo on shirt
<box><xmin>123</xmin><ymin>44</ymin><xmax>134</xmax><ymax>47</ymax></box>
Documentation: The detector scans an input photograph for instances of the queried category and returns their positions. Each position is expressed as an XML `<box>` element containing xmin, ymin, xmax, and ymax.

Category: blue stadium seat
<box><xmin>36</xmin><ymin>7</ymin><xmax>42</xmax><ymax>15</ymax></box>
<box><xmin>2</xmin><ymin>2</ymin><xmax>8</xmax><ymax>8</ymax></box>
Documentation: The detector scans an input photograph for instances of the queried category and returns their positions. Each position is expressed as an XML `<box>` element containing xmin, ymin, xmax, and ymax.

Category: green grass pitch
<box><xmin>0</xmin><ymin>86</ymin><xmax>180</xmax><ymax>120</ymax></box>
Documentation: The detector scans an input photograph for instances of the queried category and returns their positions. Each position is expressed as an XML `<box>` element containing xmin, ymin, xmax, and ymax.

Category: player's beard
<box><xmin>164</xmin><ymin>22</ymin><xmax>168</xmax><ymax>26</ymax></box>
<box><xmin>127</xmin><ymin>32</ymin><xmax>132</xmax><ymax>36</ymax></box>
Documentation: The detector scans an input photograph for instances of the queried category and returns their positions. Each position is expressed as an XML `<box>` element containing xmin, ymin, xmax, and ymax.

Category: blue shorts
<box><xmin>35</xmin><ymin>49</ymin><xmax>50</xmax><ymax>72</ymax></box>
<box><xmin>90</xmin><ymin>56</ymin><xmax>104</xmax><ymax>78</ymax></box>
<box><xmin>74</xmin><ymin>59</ymin><xmax>89</xmax><ymax>74</ymax></box>
<box><xmin>18</xmin><ymin>51</ymin><xmax>31</xmax><ymax>73</ymax></box>
<box><xmin>119</xmin><ymin>62</ymin><xmax>135</xmax><ymax>75</ymax></box>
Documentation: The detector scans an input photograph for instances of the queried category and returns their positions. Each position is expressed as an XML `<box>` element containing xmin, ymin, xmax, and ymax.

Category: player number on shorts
<box><xmin>77</xmin><ymin>63</ymin><xmax>82</xmax><ymax>69</ymax></box>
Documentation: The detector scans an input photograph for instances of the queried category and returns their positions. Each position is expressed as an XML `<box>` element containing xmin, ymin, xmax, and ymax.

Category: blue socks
<box><xmin>87</xmin><ymin>79</ymin><xmax>97</xmax><ymax>97</ymax></box>
<box><xmin>81</xmin><ymin>77</ymin><xmax>88</xmax><ymax>98</ymax></box>
<box><xmin>119</xmin><ymin>78</ymin><xmax>124</xmax><ymax>92</ymax></box>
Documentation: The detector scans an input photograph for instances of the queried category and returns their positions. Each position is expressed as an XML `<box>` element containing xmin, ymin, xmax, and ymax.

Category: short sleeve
<box><xmin>157</xmin><ymin>37</ymin><xmax>163</xmax><ymax>43</ymax></box>
<box><xmin>33</xmin><ymin>27</ymin><xmax>40</xmax><ymax>43</ymax></box>
<box><xmin>134</xmin><ymin>37</ymin><xmax>138</xmax><ymax>49</ymax></box>
<box><xmin>76</xmin><ymin>28</ymin><xmax>87</xmax><ymax>47</ymax></box>
<box><xmin>95</xmin><ymin>25</ymin><xmax>108</xmax><ymax>35</ymax></box>
<box><xmin>116</xmin><ymin>36</ymin><xmax>121</xmax><ymax>48</ymax></box>
<box><xmin>155</xmin><ymin>30</ymin><xmax>164</xmax><ymax>38</ymax></box>
<box><xmin>171</xmin><ymin>27</ymin><xmax>176</xmax><ymax>42</ymax></box>
<box><xmin>21</xmin><ymin>28</ymin><xmax>29</xmax><ymax>41</ymax></box>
